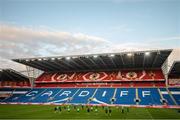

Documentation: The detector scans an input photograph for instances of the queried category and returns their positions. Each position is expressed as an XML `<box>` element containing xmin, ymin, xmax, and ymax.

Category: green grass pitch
<box><xmin>0</xmin><ymin>104</ymin><xmax>179</xmax><ymax>119</ymax></box>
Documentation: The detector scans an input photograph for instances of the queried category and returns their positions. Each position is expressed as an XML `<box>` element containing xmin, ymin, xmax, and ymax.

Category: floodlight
<box><xmin>51</xmin><ymin>58</ymin><xmax>55</xmax><ymax>60</ymax></box>
<box><xmin>145</xmin><ymin>52</ymin><xmax>150</xmax><ymax>56</ymax></box>
<box><xmin>127</xmin><ymin>53</ymin><xmax>133</xmax><ymax>57</ymax></box>
<box><xmin>93</xmin><ymin>55</ymin><xmax>98</xmax><ymax>58</ymax></box>
<box><xmin>66</xmin><ymin>57</ymin><xmax>71</xmax><ymax>60</ymax></box>
<box><xmin>38</xmin><ymin>58</ymin><xmax>42</xmax><ymax>61</ymax></box>
<box><xmin>110</xmin><ymin>54</ymin><xmax>115</xmax><ymax>57</ymax></box>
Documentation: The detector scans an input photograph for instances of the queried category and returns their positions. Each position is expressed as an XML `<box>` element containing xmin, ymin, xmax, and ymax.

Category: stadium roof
<box><xmin>0</xmin><ymin>69</ymin><xmax>29</xmax><ymax>81</ymax></box>
<box><xmin>13</xmin><ymin>49</ymin><xmax>172</xmax><ymax>72</ymax></box>
<box><xmin>169</xmin><ymin>61</ymin><xmax>180</xmax><ymax>76</ymax></box>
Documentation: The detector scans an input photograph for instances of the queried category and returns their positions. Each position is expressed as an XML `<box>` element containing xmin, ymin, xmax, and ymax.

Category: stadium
<box><xmin>0</xmin><ymin>0</ymin><xmax>180</xmax><ymax>119</ymax></box>
<box><xmin>0</xmin><ymin>49</ymin><xmax>180</xmax><ymax>119</ymax></box>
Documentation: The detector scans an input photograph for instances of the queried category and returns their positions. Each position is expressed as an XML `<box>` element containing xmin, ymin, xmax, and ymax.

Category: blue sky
<box><xmin>0</xmin><ymin>0</ymin><xmax>179</xmax><ymax>70</ymax></box>
<box><xmin>1</xmin><ymin>0</ymin><xmax>179</xmax><ymax>42</ymax></box>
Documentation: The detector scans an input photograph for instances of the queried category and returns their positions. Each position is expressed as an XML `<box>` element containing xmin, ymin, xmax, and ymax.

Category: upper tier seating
<box><xmin>35</xmin><ymin>70</ymin><xmax>164</xmax><ymax>83</ymax></box>
<box><xmin>0</xmin><ymin>81</ymin><xmax>31</xmax><ymax>88</ymax></box>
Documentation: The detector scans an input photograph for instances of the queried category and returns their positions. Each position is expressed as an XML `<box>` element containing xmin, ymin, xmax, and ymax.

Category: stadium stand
<box><xmin>1</xmin><ymin>87</ymin><xmax>179</xmax><ymax>106</ymax></box>
<box><xmin>0</xmin><ymin>69</ymin><xmax>31</xmax><ymax>88</ymax></box>
<box><xmin>168</xmin><ymin>62</ymin><xmax>180</xmax><ymax>86</ymax></box>
<box><xmin>0</xmin><ymin>88</ymin><xmax>30</xmax><ymax>102</ymax></box>
<box><xmin>0</xmin><ymin>49</ymin><xmax>179</xmax><ymax>108</ymax></box>
<box><xmin>35</xmin><ymin>70</ymin><xmax>164</xmax><ymax>82</ymax></box>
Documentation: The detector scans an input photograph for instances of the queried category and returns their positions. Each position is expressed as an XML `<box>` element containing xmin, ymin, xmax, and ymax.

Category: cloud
<box><xmin>0</xmin><ymin>24</ymin><xmax>112</xmax><ymax>71</ymax></box>
<box><xmin>0</xmin><ymin>57</ymin><xmax>26</xmax><ymax>72</ymax></box>
<box><xmin>0</xmin><ymin>23</ymin><xmax>179</xmax><ymax>72</ymax></box>
<box><xmin>0</xmin><ymin>24</ymin><xmax>110</xmax><ymax>56</ymax></box>
<box><xmin>0</xmin><ymin>24</ymin><xmax>109</xmax><ymax>47</ymax></box>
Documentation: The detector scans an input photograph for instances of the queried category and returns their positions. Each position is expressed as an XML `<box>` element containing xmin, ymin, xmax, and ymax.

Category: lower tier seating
<box><xmin>1</xmin><ymin>88</ymin><xmax>179</xmax><ymax>106</ymax></box>
<box><xmin>0</xmin><ymin>88</ymin><xmax>31</xmax><ymax>102</ymax></box>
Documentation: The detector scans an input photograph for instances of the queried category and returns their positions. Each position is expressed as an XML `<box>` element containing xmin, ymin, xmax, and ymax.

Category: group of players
<box><xmin>54</xmin><ymin>105</ymin><xmax>129</xmax><ymax>116</ymax></box>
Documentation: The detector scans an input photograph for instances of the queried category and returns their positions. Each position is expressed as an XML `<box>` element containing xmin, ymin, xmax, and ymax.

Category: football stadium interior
<box><xmin>0</xmin><ymin>49</ymin><xmax>180</xmax><ymax>119</ymax></box>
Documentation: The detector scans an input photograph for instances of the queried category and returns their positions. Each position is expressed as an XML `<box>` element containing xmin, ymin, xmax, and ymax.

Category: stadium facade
<box><xmin>0</xmin><ymin>49</ymin><xmax>179</xmax><ymax>108</ymax></box>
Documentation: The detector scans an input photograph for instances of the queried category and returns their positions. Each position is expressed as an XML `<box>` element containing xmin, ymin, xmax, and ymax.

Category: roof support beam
<box><xmin>41</xmin><ymin>61</ymin><xmax>62</xmax><ymax>71</ymax></box>
<box><xmin>0</xmin><ymin>72</ymin><xmax>2</xmax><ymax>79</ymax></box>
<box><xmin>143</xmin><ymin>54</ymin><xmax>145</xmax><ymax>68</ymax></box>
<box><xmin>132</xmin><ymin>55</ymin><xmax>135</xmax><ymax>68</ymax></box>
<box><xmin>109</xmin><ymin>57</ymin><xmax>117</xmax><ymax>68</ymax></box>
<box><xmin>21</xmin><ymin>62</ymin><xmax>48</xmax><ymax>71</ymax></box>
<box><xmin>3</xmin><ymin>71</ymin><xmax>14</xmax><ymax>81</ymax></box>
<box><xmin>10</xmin><ymin>69</ymin><xmax>29</xmax><ymax>79</ymax></box>
<box><xmin>59</xmin><ymin>60</ymin><xmax>79</xmax><ymax>71</ymax></box>
<box><xmin>30</xmin><ymin>61</ymin><xmax>55</xmax><ymax>71</ymax></box>
<box><xmin>69</xmin><ymin>60</ymin><xmax>85</xmax><ymax>70</ymax></box>
<box><xmin>51</xmin><ymin>61</ymin><xmax>69</xmax><ymax>71</ymax></box>
<box><xmin>120</xmin><ymin>54</ymin><xmax>125</xmax><ymax>67</ymax></box>
<box><xmin>88</xmin><ymin>58</ymin><xmax>101</xmax><ymax>69</ymax></box>
<box><xmin>77</xmin><ymin>58</ymin><xmax>93</xmax><ymax>70</ymax></box>
<box><xmin>151</xmin><ymin>52</ymin><xmax>159</xmax><ymax>68</ymax></box>
<box><xmin>98</xmin><ymin>56</ymin><xmax>108</xmax><ymax>69</ymax></box>
<box><xmin>7</xmin><ymin>71</ymin><xmax>24</xmax><ymax>81</ymax></box>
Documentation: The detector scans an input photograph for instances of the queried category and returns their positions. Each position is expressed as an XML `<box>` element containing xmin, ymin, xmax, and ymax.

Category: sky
<box><xmin>0</xmin><ymin>0</ymin><xmax>180</xmax><ymax>71</ymax></box>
